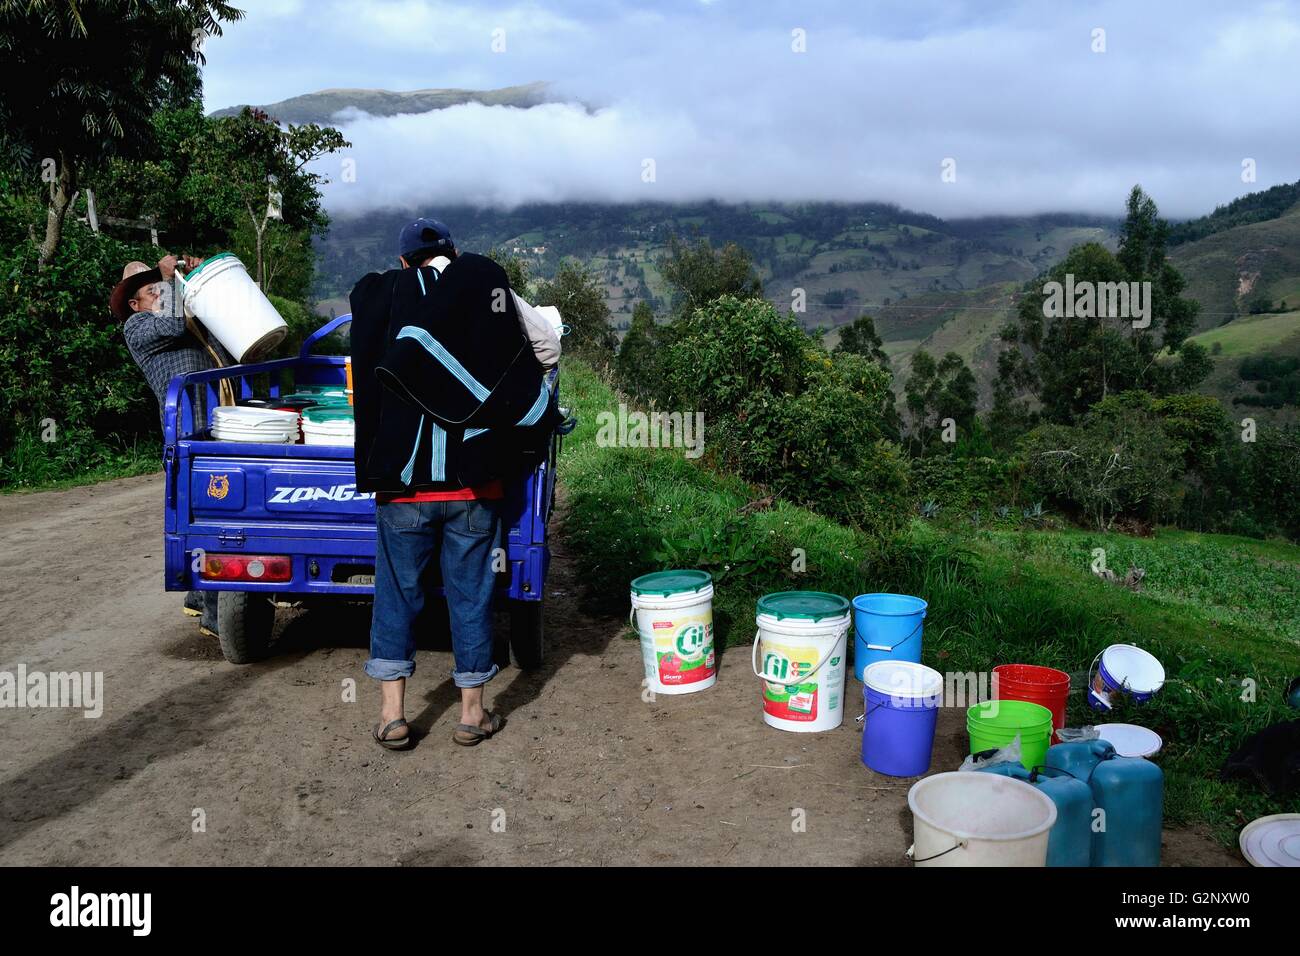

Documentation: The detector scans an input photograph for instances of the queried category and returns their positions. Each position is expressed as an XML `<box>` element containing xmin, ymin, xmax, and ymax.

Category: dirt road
<box><xmin>0</xmin><ymin>474</ymin><xmax>1239</xmax><ymax>866</ymax></box>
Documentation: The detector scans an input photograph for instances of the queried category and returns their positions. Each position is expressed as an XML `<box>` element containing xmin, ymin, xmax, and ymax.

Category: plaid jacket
<box><xmin>122</xmin><ymin>279</ymin><xmax>235</xmax><ymax>431</ymax></box>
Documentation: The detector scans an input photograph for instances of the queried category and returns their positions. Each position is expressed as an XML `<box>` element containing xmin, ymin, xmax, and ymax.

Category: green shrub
<box><xmin>267</xmin><ymin>293</ymin><xmax>338</xmax><ymax>357</ymax></box>
<box><xmin>1020</xmin><ymin>410</ymin><xmax>1181</xmax><ymax>530</ymax></box>
<box><xmin>534</xmin><ymin>260</ymin><xmax>617</xmax><ymax>368</ymax></box>
<box><xmin>1201</xmin><ymin>422</ymin><xmax>1300</xmax><ymax>540</ymax></box>
<box><xmin>661</xmin><ymin>296</ymin><xmax>909</xmax><ymax>534</ymax></box>
<box><xmin>909</xmin><ymin>453</ymin><xmax>1021</xmax><ymax>514</ymax></box>
<box><xmin>615</xmin><ymin>301</ymin><xmax>665</xmax><ymax>403</ymax></box>
<box><xmin>0</xmin><ymin>226</ymin><xmax>162</xmax><ymax>487</ymax></box>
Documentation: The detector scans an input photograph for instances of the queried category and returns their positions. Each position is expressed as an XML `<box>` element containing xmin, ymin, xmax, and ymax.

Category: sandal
<box><xmin>373</xmin><ymin>718</ymin><xmax>413</xmax><ymax>750</ymax></box>
<box><xmin>453</xmin><ymin>711</ymin><xmax>504</xmax><ymax>747</ymax></box>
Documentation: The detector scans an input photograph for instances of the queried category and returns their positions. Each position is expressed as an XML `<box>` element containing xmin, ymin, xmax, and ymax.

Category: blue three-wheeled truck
<box><xmin>161</xmin><ymin>315</ymin><xmax>566</xmax><ymax>668</ymax></box>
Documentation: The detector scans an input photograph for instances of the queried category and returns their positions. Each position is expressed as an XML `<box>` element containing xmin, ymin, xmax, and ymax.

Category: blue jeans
<box><xmin>366</xmin><ymin>499</ymin><xmax>502</xmax><ymax>688</ymax></box>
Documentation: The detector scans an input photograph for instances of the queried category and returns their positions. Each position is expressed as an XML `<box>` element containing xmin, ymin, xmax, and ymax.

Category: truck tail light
<box><xmin>202</xmin><ymin>553</ymin><xmax>292</xmax><ymax>583</ymax></box>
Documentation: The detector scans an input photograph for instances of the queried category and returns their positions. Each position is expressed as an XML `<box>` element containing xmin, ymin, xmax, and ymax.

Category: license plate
<box><xmin>347</xmin><ymin>574</ymin><xmax>375</xmax><ymax>585</ymax></box>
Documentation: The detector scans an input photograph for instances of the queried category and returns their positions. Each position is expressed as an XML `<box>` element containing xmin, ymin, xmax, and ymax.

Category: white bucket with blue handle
<box><xmin>852</xmin><ymin>593</ymin><xmax>927</xmax><ymax>682</ymax></box>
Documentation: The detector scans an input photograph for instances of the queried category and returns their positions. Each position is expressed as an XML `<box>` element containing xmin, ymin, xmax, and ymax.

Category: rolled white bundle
<box><xmin>512</xmin><ymin>292</ymin><xmax>562</xmax><ymax>368</ymax></box>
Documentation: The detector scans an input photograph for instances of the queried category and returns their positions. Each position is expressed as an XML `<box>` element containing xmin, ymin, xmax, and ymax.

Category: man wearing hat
<box><xmin>113</xmin><ymin>254</ymin><xmax>236</xmax><ymax>423</ymax></box>
<box><xmin>113</xmin><ymin>253</ymin><xmax>235</xmax><ymax>631</ymax></box>
<box><xmin>350</xmin><ymin>218</ymin><xmax>559</xmax><ymax>750</ymax></box>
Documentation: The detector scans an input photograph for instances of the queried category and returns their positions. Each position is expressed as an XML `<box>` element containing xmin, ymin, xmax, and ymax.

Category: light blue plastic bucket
<box><xmin>852</xmin><ymin>593</ymin><xmax>927</xmax><ymax>682</ymax></box>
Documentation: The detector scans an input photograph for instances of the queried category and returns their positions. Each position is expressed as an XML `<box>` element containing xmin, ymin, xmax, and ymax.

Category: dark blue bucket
<box><xmin>861</xmin><ymin>661</ymin><xmax>943</xmax><ymax>777</ymax></box>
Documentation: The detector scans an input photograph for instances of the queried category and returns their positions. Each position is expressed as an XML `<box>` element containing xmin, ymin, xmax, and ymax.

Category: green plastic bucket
<box><xmin>967</xmin><ymin>699</ymin><xmax>1054</xmax><ymax>770</ymax></box>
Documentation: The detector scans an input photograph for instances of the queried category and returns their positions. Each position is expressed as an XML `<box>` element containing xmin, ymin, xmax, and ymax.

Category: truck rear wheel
<box><xmin>508</xmin><ymin>600</ymin><xmax>544</xmax><ymax>670</ymax></box>
<box><xmin>217</xmin><ymin>591</ymin><xmax>276</xmax><ymax>664</ymax></box>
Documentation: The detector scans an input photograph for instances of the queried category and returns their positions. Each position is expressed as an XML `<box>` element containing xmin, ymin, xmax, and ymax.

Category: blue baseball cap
<box><xmin>398</xmin><ymin>218</ymin><xmax>455</xmax><ymax>260</ymax></box>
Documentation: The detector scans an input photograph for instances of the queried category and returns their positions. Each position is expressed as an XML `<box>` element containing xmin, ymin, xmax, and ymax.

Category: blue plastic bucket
<box><xmin>852</xmin><ymin>593</ymin><xmax>927</xmax><ymax>681</ymax></box>
<box><xmin>861</xmin><ymin>660</ymin><xmax>943</xmax><ymax>777</ymax></box>
<box><xmin>1087</xmin><ymin>644</ymin><xmax>1166</xmax><ymax>711</ymax></box>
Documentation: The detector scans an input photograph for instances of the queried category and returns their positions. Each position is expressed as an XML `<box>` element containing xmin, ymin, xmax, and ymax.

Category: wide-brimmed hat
<box><xmin>109</xmin><ymin>261</ymin><xmax>163</xmax><ymax>321</ymax></box>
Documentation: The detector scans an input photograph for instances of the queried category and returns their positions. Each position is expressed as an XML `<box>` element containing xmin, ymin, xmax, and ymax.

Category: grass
<box><xmin>557</xmin><ymin>357</ymin><xmax>1300</xmax><ymax>845</ymax></box>
<box><xmin>979</xmin><ymin>525</ymin><xmax>1300</xmax><ymax>645</ymax></box>
<box><xmin>0</xmin><ymin>430</ymin><xmax>161</xmax><ymax>493</ymax></box>
<box><xmin>1186</xmin><ymin>309</ymin><xmax>1300</xmax><ymax>357</ymax></box>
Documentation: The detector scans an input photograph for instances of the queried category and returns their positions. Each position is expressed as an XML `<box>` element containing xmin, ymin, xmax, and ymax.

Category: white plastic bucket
<box><xmin>752</xmin><ymin>592</ymin><xmax>850</xmax><ymax>733</ymax></box>
<box><xmin>179</xmin><ymin>253</ymin><xmax>288</xmax><ymax>362</ymax></box>
<box><xmin>302</xmin><ymin>422</ymin><xmax>355</xmax><ymax>445</ymax></box>
<box><xmin>630</xmin><ymin>570</ymin><xmax>716</xmax><ymax>695</ymax></box>
<box><xmin>300</xmin><ymin>405</ymin><xmax>354</xmax><ymax>446</ymax></box>
<box><xmin>907</xmin><ymin>772</ymin><xmax>1057</xmax><ymax>867</ymax></box>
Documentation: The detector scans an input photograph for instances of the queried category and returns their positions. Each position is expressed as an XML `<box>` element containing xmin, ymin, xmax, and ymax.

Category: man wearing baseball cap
<box><xmin>351</xmin><ymin>217</ymin><xmax>558</xmax><ymax>750</ymax></box>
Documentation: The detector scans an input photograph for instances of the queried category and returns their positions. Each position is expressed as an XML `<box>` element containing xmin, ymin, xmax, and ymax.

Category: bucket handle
<box><xmin>863</xmin><ymin>615</ymin><xmax>924</xmax><ymax>653</ymax></box>
<box><xmin>907</xmin><ymin>840</ymin><xmax>967</xmax><ymax>863</ymax></box>
<box><xmin>855</xmin><ymin>700</ymin><xmax>887</xmax><ymax>723</ymax></box>
<box><xmin>1086</xmin><ymin>648</ymin><xmax>1103</xmax><ymax>692</ymax></box>
<box><xmin>751</xmin><ymin>627</ymin><xmax>847</xmax><ymax>686</ymax></box>
<box><xmin>1029</xmin><ymin>765</ymin><xmax>1080</xmax><ymax>783</ymax></box>
<box><xmin>1085</xmin><ymin>648</ymin><xmax>1114</xmax><ymax>710</ymax></box>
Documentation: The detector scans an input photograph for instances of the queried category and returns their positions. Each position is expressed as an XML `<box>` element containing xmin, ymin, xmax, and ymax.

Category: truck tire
<box><xmin>217</xmin><ymin>591</ymin><xmax>276</xmax><ymax>664</ymax></box>
<box><xmin>508</xmin><ymin>600</ymin><xmax>544</xmax><ymax>670</ymax></box>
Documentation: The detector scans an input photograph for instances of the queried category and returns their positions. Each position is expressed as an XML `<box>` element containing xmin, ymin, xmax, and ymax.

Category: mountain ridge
<box><xmin>209</xmin><ymin>81</ymin><xmax>553</xmax><ymax>124</ymax></box>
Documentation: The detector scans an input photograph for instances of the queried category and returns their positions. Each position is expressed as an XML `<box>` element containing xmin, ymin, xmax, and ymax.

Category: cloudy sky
<box><xmin>200</xmin><ymin>0</ymin><xmax>1300</xmax><ymax>220</ymax></box>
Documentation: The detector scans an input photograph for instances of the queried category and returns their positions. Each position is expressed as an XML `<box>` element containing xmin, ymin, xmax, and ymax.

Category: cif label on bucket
<box><xmin>630</xmin><ymin>570</ymin><xmax>716</xmax><ymax>695</ymax></box>
<box><xmin>760</xmin><ymin>641</ymin><xmax>828</xmax><ymax>719</ymax></box>
<box><xmin>752</xmin><ymin>592</ymin><xmax>850</xmax><ymax>733</ymax></box>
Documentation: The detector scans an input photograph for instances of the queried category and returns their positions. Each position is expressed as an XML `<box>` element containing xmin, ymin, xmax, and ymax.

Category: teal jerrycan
<box><xmin>974</xmin><ymin>761</ymin><xmax>1093</xmax><ymax>867</ymax></box>
<box><xmin>1045</xmin><ymin>739</ymin><xmax>1110</xmax><ymax>780</ymax></box>
<box><xmin>1045</xmin><ymin>740</ymin><xmax>1163</xmax><ymax>867</ymax></box>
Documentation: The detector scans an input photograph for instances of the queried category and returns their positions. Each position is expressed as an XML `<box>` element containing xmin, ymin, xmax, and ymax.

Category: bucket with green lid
<box><xmin>629</xmin><ymin>570</ymin><xmax>716</xmax><ymax>695</ymax></box>
<box><xmin>176</xmin><ymin>252</ymin><xmax>287</xmax><ymax>362</ymax></box>
<box><xmin>753</xmin><ymin>591</ymin><xmax>851</xmax><ymax>732</ymax></box>
<box><xmin>301</xmin><ymin>403</ymin><xmax>355</xmax><ymax>446</ymax></box>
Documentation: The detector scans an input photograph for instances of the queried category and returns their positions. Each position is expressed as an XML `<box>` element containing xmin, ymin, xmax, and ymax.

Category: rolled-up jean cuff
<box><xmin>366</xmin><ymin>658</ymin><xmax>415</xmax><ymax>681</ymax></box>
<box><xmin>452</xmin><ymin>663</ymin><xmax>499</xmax><ymax>689</ymax></box>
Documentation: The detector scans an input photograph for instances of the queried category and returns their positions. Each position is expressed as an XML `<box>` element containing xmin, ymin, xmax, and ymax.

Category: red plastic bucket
<box><xmin>993</xmin><ymin>664</ymin><xmax>1070</xmax><ymax>744</ymax></box>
